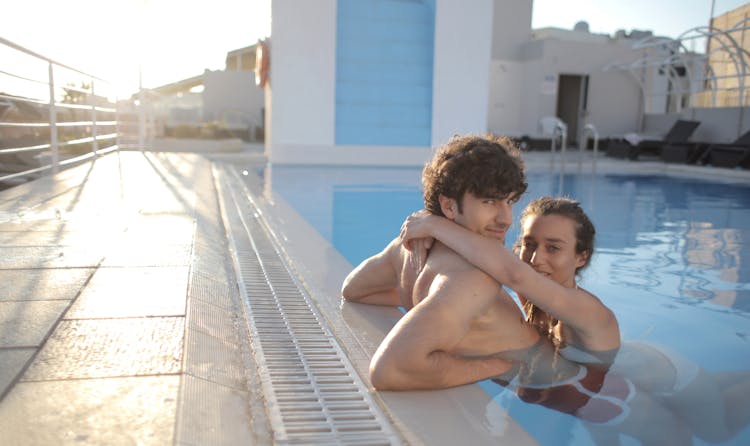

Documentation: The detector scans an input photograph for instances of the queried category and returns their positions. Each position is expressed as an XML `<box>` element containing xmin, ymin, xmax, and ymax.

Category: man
<box><xmin>341</xmin><ymin>134</ymin><xmax>544</xmax><ymax>390</ymax></box>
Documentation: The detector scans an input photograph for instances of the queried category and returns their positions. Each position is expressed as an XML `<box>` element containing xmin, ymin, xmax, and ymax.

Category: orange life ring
<box><xmin>255</xmin><ymin>41</ymin><xmax>269</xmax><ymax>88</ymax></box>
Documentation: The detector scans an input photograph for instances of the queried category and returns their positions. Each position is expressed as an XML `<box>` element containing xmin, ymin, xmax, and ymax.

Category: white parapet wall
<box><xmin>267</xmin><ymin>144</ymin><xmax>435</xmax><ymax>167</ymax></box>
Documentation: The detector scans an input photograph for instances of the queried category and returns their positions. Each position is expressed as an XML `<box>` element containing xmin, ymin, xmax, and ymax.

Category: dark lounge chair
<box><xmin>695</xmin><ymin>129</ymin><xmax>750</xmax><ymax>169</ymax></box>
<box><xmin>607</xmin><ymin>120</ymin><xmax>700</xmax><ymax>161</ymax></box>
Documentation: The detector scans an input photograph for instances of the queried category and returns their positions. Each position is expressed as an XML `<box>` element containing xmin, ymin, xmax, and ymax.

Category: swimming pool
<box><xmin>242</xmin><ymin>156</ymin><xmax>750</xmax><ymax>445</ymax></box>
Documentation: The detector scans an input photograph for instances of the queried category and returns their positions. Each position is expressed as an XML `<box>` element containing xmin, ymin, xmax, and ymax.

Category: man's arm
<box><xmin>405</xmin><ymin>215</ymin><xmax>618</xmax><ymax>345</ymax></box>
<box><xmin>369</xmin><ymin>270</ymin><xmax>514</xmax><ymax>390</ymax></box>
<box><xmin>341</xmin><ymin>238</ymin><xmax>403</xmax><ymax>306</ymax></box>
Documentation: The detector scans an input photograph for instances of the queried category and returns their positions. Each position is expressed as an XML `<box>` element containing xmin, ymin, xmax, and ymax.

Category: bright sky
<box><xmin>1</xmin><ymin>0</ymin><xmax>748</xmax><ymax>98</ymax></box>
<box><xmin>532</xmin><ymin>0</ymin><xmax>748</xmax><ymax>42</ymax></box>
<box><xmin>2</xmin><ymin>0</ymin><xmax>271</xmax><ymax>98</ymax></box>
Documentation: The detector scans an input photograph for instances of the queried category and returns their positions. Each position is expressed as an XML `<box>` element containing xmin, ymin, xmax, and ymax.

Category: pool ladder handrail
<box><xmin>550</xmin><ymin>120</ymin><xmax>568</xmax><ymax>167</ymax></box>
<box><xmin>579</xmin><ymin>123</ymin><xmax>599</xmax><ymax>171</ymax></box>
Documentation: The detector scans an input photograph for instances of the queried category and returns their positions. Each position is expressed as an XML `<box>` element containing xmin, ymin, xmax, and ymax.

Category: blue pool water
<box><xmin>263</xmin><ymin>162</ymin><xmax>750</xmax><ymax>445</ymax></box>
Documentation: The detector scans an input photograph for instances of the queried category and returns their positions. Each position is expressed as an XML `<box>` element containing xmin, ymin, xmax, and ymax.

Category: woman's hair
<box><xmin>422</xmin><ymin>134</ymin><xmax>527</xmax><ymax>216</ymax></box>
<box><xmin>516</xmin><ymin>196</ymin><xmax>596</xmax><ymax>336</ymax></box>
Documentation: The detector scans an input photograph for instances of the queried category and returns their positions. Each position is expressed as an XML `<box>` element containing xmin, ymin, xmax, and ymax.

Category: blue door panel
<box><xmin>336</xmin><ymin>0</ymin><xmax>435</xmax><ymax>146</ymax></box>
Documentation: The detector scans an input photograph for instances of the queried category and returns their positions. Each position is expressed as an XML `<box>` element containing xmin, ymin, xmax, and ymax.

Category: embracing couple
<box><xmin>341</xmin><ymin>134</ymin><xmax>620</xmax><ymax>392</ymax></box>
<box><xmin>340</xmin><ymin>134</ymin><xmax>750</xmax><ymax>442</ymax></box>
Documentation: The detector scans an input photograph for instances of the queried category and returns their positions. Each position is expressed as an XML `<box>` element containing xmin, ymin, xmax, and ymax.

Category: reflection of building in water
<box><xmin>674</xmin><ymin>183</ymin><xmax>750</xmax><ymax>311</ymax></box>
<box><xmin>684</xmin><ymin>228</ymin><xmax>741</xmax><ymax>282</ymax></box>
<box><xmin>584</xmin><ymin>173</ymin><xmax>750</xmax><ymax>312</ymax></box>
<box><xmin>684</xmin><ymin>226</ymin><xmax>749</xmax><ymax>310</ymax></box>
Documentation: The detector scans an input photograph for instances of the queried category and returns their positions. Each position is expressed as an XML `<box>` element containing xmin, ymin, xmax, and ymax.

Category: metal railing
<box><xmin>578</xmin><ymin>123</ymin><xmax>599</xmax><ymax>171</ymax></box>
<box><xmin>549</xmin><ymin>119</ymin><xmax>568</xmax><ymax>167</ymax></box>
<box><xmin>0</xmin><ymin>37</ymin><xmax>139</xmax><ymax>186</ymax></box>
<box><xmin>540</xmin><ymin>117</ymin><xmax>601</xmax><ymax>196</ymax></box>
<box><xmin>603</xmin><ymin>18</ymin><xmax>750</xmax><ymax>138</ymax></box>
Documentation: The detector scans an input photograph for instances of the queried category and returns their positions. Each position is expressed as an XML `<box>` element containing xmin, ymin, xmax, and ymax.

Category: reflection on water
<box><xmin>259</xmin><ymin>164</ymin><xmax>750</xmax><ymax>445</ymax></box>
<box><xmin>481</xmin><ymin>340</ymin><xmax>750</xmax><ymax>446</ymax></box>
<box><xmin>521</xmin><ymin>172</ymin><xmax>750</xmax><ymax>313</ymax></box>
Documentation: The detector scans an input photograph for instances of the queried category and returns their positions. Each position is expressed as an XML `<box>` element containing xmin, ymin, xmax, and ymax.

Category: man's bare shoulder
<box><xmin>422</xmin><ymin>243</ymin><xmax>500</xmax><ymax>301</ymax></box>
<box><xmin>426</xmin><ymin>242</ymin><xmax>492</xmax><ymax>275</ymax></box>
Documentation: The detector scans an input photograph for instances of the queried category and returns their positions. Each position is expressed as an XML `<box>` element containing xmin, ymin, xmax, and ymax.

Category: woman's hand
<box><xmin>405</xmin><ymin>237</ymin><xmax>430</xmax><ymax>272</ymax></box>
<box><xmin>400</xmin><ymin>210</ymin><xmax>436</xmax><ymax>251</ymax></box>
<box><xmin>400</xmin><ymin>210</ymin><xmax>437</xmax><ymax>273</ymax></box>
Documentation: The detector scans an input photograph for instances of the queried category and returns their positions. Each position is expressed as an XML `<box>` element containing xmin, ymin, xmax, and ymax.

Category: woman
<box><xmin>400</xmin><ymin>196</ymin><xmax>620</xmax><ymax>363</ymax></box>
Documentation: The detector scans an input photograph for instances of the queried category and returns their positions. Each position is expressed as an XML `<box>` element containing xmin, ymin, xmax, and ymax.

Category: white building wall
<box><xmin>490</xmin><ymin>0</ymin><xmax>532</xmax><ymax>60</ymax></box>
<box><xmin>203</xmin><ymin>70</ymin><xmax>265</xmax><ymax>131</ymax></box>
<box><xmin>514</xmin><ymin>39</ymin><xmax>642</xmax><ymax>138</ymax></box>
<box><xmin>587</xmin><ymin>68</ymin><xmax>642</xmax><ymax>137</ymax></box>
<box><xmin>431</xmin><ymin>0</ymin><xmax>494</xmax><ymax>146</ymax></box>
<box><xmin>644</xmin><ymin>65</ymin><xmax>670</xmax><ymax>114</ymax></box>
<box><xmin>486</xmin><ymin>0</ymin><xmax>532</xmax><ymax>137</ymax></box>
<box><xmin>268</xmin><ymin>0</ymin><xmax>336</xmax><ymax>151</ymax></box>
<box><xmin>487</xmin><ymin>60</ymin><xmax>524</xmax><ymax>136</ymax></box>
<box><xmin>267</xmin><ymin>0</ymin><xmax>656</xmax><ymax>163</ymax></box>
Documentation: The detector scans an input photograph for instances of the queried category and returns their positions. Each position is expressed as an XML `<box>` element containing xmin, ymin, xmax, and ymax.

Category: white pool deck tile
<box><xmin>0</xmin><ymin>376</ymin><xmax>180</xmax><ymax>445</ymax></box>
<box><xmin>0</xmin><ymin>151</ymin><xmax>262</xmax><ymax>445</ymax></box>
<box><xmin>0</xmin><ymin>269</ymin><xmax>94</xmax><ymax>302</ymax></box>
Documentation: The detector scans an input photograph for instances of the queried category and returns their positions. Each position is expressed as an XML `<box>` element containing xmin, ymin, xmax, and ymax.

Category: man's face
<box><xmin>450</xmin><ymin>192</ymin><xmax>513</xmax><ymax>244</ymax></box>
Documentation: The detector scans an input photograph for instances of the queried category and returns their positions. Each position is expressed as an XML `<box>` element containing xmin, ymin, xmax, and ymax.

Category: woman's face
<box><xmin>519</xmin><ymin>213</ymin><xmax>587</xmax><ymax>288</ymax></box>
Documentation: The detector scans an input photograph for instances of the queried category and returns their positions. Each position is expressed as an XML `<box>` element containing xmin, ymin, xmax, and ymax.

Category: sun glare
<box><xmin>5</xmin><ymin>0</ymin><xmax>744</xmax><ymax>100</ymax></box>
<box><xmin>3</xmin><ymin>0</ymin><xmax>271</xmax><ymax>98</ymax></box>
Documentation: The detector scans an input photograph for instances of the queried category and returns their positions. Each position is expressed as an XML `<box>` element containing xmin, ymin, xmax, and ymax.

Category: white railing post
<box><xmin>557</xmin><ymin>123</ymin><xmax>568</xmax><ymax>164</ymax></box>
<box><xmin>148</xmin><ymin>101</ymin><xmax>155</xmax><ymax>147</ymax></box>
<box><xmin>138</xmin><ymin>89</ymin><xmax>146</xmax><ymax>151</ymax></box>
<box><xmin>48</xmin><ymin>62</ymin><xmax>59</xmax><ymax>173</ymax></box>
<box><xmin>557</xmin><ymin>122</ymin><xmax>568</xmax><ymax>196</ymax></box>
<box><xmin>115</xmin><ymin>98</ymin><xmax>121</xmax><ymax>148</ymax></box>
<box><xmin>91</xmin><ymin>79</ymin><xmax>98</xmax><ymax>154</ymax></box>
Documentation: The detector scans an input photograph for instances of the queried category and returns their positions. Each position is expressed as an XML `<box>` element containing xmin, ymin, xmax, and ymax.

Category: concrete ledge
<box><xmin>268</xmin><ymin>144</ymin><xmax>434</xmax><ymax>166</ymax></box>
<box><xmin>148</xmin><ymin>137</ymin><xmax>250</xmax><ymax>153</ymax></box>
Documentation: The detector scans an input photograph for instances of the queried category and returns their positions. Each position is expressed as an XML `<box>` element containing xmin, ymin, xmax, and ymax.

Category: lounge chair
<box><xmin>607</xmin><ymin>119</ymin><xmax>700</xmax><ymax>161</ymax></box>
<box><xmin>695</xmin><ymin>129</ymin><xmax>750</xmax><ymax>169</ymax></box>
<box><xmin>660</xmin><ymin>141</ymin><xmax>708</xmax><ymax>164</ymax></box>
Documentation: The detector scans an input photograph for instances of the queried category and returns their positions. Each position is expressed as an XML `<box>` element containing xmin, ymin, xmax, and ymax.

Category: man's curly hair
<box><xmin>422</xmin><ymin>134</ymin><xmax>527</xmax><ymax>216</ymax></box>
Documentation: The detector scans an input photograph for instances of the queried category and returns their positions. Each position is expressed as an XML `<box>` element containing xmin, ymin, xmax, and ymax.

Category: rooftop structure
<box><xmin>264</xmin><ymin>0</ymin><xmax>696</xmax><ymax>165</ymax></box>
<box><xmin>696</xmin><ymin>3</ymin><xmax>750</xmax><ymax>107</ymax></box>
<box><xmin>140</xmin><ymin>42</ymin><xmax>266</xmax><ymax>142</ymax></box>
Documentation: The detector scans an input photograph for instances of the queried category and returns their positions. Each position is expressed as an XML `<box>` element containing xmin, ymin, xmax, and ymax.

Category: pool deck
<box><xmin>1</xmin><ymin>147</ymin><xmax>749</xmax><ymax>445</ymax></box>
<box><xmin>0</xmin><ymin>150</ymin><xmax>270</xmax><ymax>445</ymax></box>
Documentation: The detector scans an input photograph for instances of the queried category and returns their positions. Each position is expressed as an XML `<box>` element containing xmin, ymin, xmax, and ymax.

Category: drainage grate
<box><xmin>217</xmin><ymin>166</ymin><xmax>400</xmax><ymax>445</ymax></box>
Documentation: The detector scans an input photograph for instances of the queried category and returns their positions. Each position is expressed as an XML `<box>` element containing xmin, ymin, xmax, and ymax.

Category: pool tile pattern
<box><xmin>23</xmin><ymin>317</ymin><xmax>184</xmax><ymax>380</ymax></box>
